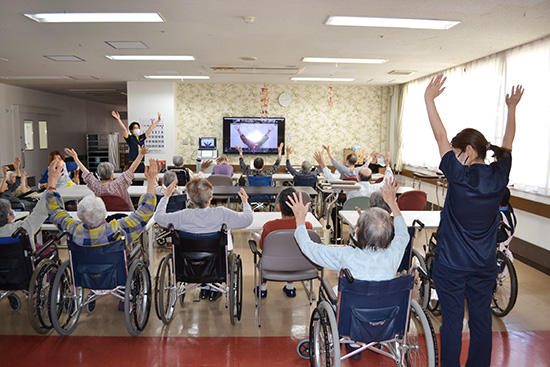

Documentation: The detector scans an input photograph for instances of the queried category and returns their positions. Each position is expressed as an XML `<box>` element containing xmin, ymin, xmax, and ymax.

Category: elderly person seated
<box><xmin>212</xmin><ymin>156</ymin><xmax>233</xmax><ymax>177</ymax></box>
<box><xmin>45</xmin><ymin>158</ymin><xmax>158</xmax><ymax>250</ymax></box>
<box><xmin>288</xmin><ymin>178</ymin><xmax>409</xmax><ymax>281</ymax></box>
<box><xmin>368</xmin><ymin>190</ymin><xmax>391</xmax><ymax>214</ymax></box>
<box><xmin>155</xmin><ymin>178</ymin><xmax>253</xmax><ymax>301</ymax></box>
<box><xmin>0</xmin><ymin>189</ymin><xmax>48</xmax><ymax>251</ymax></box>
<box><xmin>64</xmin><ymin>145</ymin><xmax>148</xmax><ymax>211</ymax></box>
<box><xmin>322</xmin><ymin>145</ymin><xmax>380</xmax><ymax>179</ymax></box>
<box><xmin>285</xmin><ymin>147</ymin><xmax>321</xmax><ymax>188</ymax></box>
<box><xmin>39</xmin><ymin>150</ymin><xmax>80</xmax><ymax>189</ymax></box>
<box><xmin>1</xmin><ymin>163</ymin><xmax>35</xmax><ymax>211</ymax></box>
<box><xmin>171</xmin><ymin>155</ymin><xmax>212</xmax><ymax>186</ymax></box>
<box><xmin>236</xmin><ymin>143</ymin><xmax>284</xmax><ymax>177</ymax></box>
<box><xmin>154</xmin><ymin>170</ymin><xmax>184</xmax><ymax>196</ymax></box>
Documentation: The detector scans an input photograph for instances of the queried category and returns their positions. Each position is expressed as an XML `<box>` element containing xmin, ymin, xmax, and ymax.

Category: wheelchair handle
<box><xmin>35</xmin><ymin>231</ymin><xmax>67</xmax><ymax>258</ymax></box>
<box><xmin>111</xmin><ymin>230</ymin><xmax>126</xmax><ymax>242</ymax></box>
<box><xmin>412</xmin><ymin>219</ymin><xmax>425</xmax><ymax>231</ymax></box>
<box><xmin>342</xmin><ymin>268</ymin><xmax>354</xmax><ymax>283</ymax></box>
<box><xmin>11</xmin><ymin>227</ymin><xmax>27</xmax><ymax>238</ymax></box>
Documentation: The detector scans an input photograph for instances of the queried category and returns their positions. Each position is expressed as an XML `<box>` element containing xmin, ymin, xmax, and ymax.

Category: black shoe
<box><xmin>200</xmin><ymin>288</ymin><xmax>209</xmax><ymax>299</ymax></box>
<box><xmin>209</xmin><ymin>290</ymin><xmax>222</xmax><ymax>301</ymax></box>
<box><xmin>253</xmin><ymin>286</ymin><xmax>267</xmax><ymax>298</ymax></box>
<box><xmin>283</xmin><ymin>285</ymin><xmax>296</xmax><ymax>298</ymax></box>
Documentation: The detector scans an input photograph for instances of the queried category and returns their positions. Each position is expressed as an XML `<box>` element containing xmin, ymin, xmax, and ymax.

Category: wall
<box><xmin>0</xmin><ymin>83</ymin><xmax>119</xmax><ymax>182</ymax></box>
<box><xmin>174</xmin><ymin>83</ymin><xmax>391</xmax><ymax>166</ymax></box>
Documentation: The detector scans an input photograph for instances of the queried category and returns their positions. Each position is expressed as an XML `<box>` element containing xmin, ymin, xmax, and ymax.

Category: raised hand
<box><xmin>313</xmin><ymin>151</ymin><xmax>326</xmax><ymax>168</ymax></box>
<box><xmin>13</xmin><ymin>157</ymin><xmax>21</xmax><ymax>170</ymax></box>
<box><xmin>64</xmin><ymin>148</ymin><xmax>78</xmax><ymax>159</ymax></box>
<box><xmin>505</xmin><ymin>85</ymin><xmax>524</xmax><ymax>107</ymax></box>
<box><xmin>138</xmin><ymin>145</ymin><xmax>149</xmax><ymax>156</ymax></box>
<box><xmin>384</xmin><ymin>151</ymin><xmax>391</xmax><ymax>167</ymax></box>
<box><xmin>237</xmin><ymin>187</ymin><xmax>249</xmax><ymax>204</ymax></box>
<box><xmin>355</xmin><ymin>206</ymin><xmax>362</xmax><ymax>215</ymax></box>
<box><xmin>47</xmin><ymin>159</ymin><xmax>65</xmax><ymax>188</ymax></box>
<box><xmin>286</xmin><ymin>192</ymin><xmax>310</xmax><ymax>226</ymax></box>
<box><xmin>278</xmin><ymin>142</ymin><xmax>284</xmax><ymax>156</ymax></box>
<box><xmin>165</xmin><ymin>180</ymin><xmax>178</xmax><ymax>197</ymax></box>
<box><xmin>235</xmin><ymin>145</ymin><xmax>243</xmax><ymax>156</ymax></box>
<box><xmin>425</xmin><ymin>74</ymin><xmax>447</xmax><ymax>101</ymax></box>
<box><xmin>201</xmin><ymin>159</ymin><xmax>213</xmax><ymax>170</ymax></box>
<box><xmin>145</xmin><ymin>159</ymin><xmax>160</xmax><ymax>180</ymax></box>
<box><xmin>157</xmin><ymin>112</ymin><xmax>162</xmax><ymax>121</ymax></box>
<box><xmin>111</xmin><ymin>110</ymin><xmax>121</xmax><ymax>120</ymax></box>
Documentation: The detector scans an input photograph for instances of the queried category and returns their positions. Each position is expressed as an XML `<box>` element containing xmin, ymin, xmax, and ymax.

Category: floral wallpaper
<box><xmin>175</xmin><ymin>83</ymin><xmax>390</xmax><ymax>166</ymax></box>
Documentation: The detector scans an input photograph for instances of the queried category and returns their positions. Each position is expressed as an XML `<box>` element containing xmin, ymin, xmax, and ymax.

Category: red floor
<box><xmin>2</xmin><ymin>331</ymin><xmax>548</xmax><ymax>366</ymax></box>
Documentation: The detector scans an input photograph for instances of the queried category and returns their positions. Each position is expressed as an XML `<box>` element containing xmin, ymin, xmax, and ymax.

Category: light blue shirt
<box><xmin>294</xmin><ymin>216</ymin><xmax>409</xmax><ymax>281</ymax></box>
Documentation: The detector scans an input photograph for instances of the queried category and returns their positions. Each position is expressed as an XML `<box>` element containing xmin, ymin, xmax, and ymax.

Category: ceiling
<box><xmin>1</xmin><ymin>0</ymin><xmax>549</xmax><ymax>106</ymax></box>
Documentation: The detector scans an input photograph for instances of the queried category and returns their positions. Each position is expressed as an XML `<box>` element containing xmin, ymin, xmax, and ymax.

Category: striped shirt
<box><xmin>82</xmin><ymin>170</ymin><xmax>134</xmax><ymax>210</ymax></box>
<box><xmin>45</xmin><ymin>191</ymin><xmax>156</xmax><ymax>247</ymax></box>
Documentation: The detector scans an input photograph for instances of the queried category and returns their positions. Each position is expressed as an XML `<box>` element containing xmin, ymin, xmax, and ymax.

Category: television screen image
<box><xmin>223</xmin><ymin>117</ymin><xmax>285</xmax><ymax>154</ymax></box>
<box><xmin>199</xmin><ymin>137</ymin><xmax>216</xmax><ymax>149</ymax></box>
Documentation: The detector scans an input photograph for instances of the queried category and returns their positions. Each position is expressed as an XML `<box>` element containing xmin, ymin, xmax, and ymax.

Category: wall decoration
<box><xmin>140</xmin><ymin>117</ymin><xmax>165</xmax><ymax>153</ymax></box>
<box><xmin>260</xmin><ymin>86</ymin><xmax>269</xmax><ymax>116</ymax></box>
<box><xmin>328</xmin><ymin>85</ymin><xmax>334</xmax><ymax>107</ymax></box>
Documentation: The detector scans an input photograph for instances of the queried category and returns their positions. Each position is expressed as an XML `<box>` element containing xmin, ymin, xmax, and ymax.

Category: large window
<box><xmin>401</xmin><ymin>37</ymin><xmax>550</xmax><ymax>195</ymax></box>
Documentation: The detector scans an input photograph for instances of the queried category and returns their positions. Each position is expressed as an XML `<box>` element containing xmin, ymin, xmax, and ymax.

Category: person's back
<box><xmin>212</xmin><ymin>156</ymin><xmax>234</xmax><ymax>177</ymax></box>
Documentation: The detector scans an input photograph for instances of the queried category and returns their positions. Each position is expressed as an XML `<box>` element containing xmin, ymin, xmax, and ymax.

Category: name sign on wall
<box><xmin>140</xmin><ymin>117</ymin><xmax>165</xmax><ymax>153</ymax></box>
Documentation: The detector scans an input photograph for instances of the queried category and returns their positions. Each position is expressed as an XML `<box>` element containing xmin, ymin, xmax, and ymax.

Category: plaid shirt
<box><xmin>82</xmin><ymin>170</ymin><xmax>133</xmax><ymax>210</ymax></box>
<box><xmin>45</xmin><ymin>191</ymin><xmax>156</xmax><ymax>247</ymax></box>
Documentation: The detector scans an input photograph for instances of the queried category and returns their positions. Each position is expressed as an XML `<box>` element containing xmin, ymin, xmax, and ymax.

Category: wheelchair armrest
<box><xmin>320</xmin><ymin>278</ymin><xmax>338</xmax><ymax>305</ymax></box>
<box><xmin>248</xmin><ymin>239</ymin><xmax>262</xmax><ymax>258</ymax></box>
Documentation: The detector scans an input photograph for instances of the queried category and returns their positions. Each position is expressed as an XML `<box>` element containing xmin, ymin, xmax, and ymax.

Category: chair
<box><xmin>0</xmin><ymin>228</ymin><xmax>61</xmax><ymax>334</ymax></box>
<box><xmin>172</xmin><ymin>168</ymin><xmax>191</xmax><ymax>187</ymax></box>
<box><xmin>297</xmin><ymin>267</ymin><xmax>437</xmax><ymax>366</ymax></box>
<box><xmin>374</xmin><ymin>176</ymin><xmax>384</xmax><ymax>183</ymax></box>
<box><xmin>249</xmin><ymin>229</ymin><xmax>323</xmax><ymax>327</ymax></box>
<box><xmin>154</xmin><ymin>224</ymin><xmax>243</xmax><ymax>326</ymax></box>
<box><xmin>293</xmin><ymin>174</ymin><xmax>318</xmax><ymax>189</ymax></box>
<box><xmin>48</xmin><ymin>234</ymin><xmax>151</xmax><ymax>336</ymax></box>
<box><xmin>397</xmin><ymin>190</ymin><xmax>427</xmax><ymax>210</ymax></box>
<box><xmin>208</xmin><ymin>174</ymin><xmax>234</xmax><ymax>206</ymax></box>
<box><xmin>154</xmin><ymin>194</ymin><xmax>187</xmax><ymax>247</ymax></box>
<box><xmin>246</xmin><ymin>176</ymin><xmax>274</xmax><ymax>211</ymax></box>
<box><xmin>99</xmin><ymin>194</ymin><xmax>132</xmax><ymax>211</ymax></box>
<box><xmin>342</xmin><ymin>196</ymin><xmax>370</xmax><ymax>211</ymax></box>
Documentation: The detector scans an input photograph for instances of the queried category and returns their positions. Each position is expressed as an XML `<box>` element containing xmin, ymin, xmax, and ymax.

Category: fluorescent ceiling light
<box><xmin>105</xmin><ymin>41</ymin><xmax>149</xmax><ymax>49</ymax></box>
<box><xmin>290</xmin><ymin>77</ymin><xmax>354</xmax><ymax>82</ymax></box>
<box><xmin>325</xmin><ymin>16</ymin><xmax>460</xmax><ymax>30</ymax></box>
<box><xmin>45</xmin><ymin>55</ymin><xmax>85</xmax><ymax>62</ymax></box>
<box><xmin>106</xmin><ymin>55</ymin><xmax>195</xmax><ymax>61</ymax></box>
<box><xmin>302</xmin><ymin>57</ymin><xmax>387</xmax><ymax>64</ymax></box>
<box><xmin>144</xmin><ymin>75</ymin><xmax>210</xmax><ymax>80</ymax></box>
<box><xmin>24</xmin><ymin>12</ymin><xmax>164</xmax><ymax>23</ymax></box>
<box><xmin>0</xmin><ymin>75</ymin><xmax>70</xmax><ymax>80</ymax></box>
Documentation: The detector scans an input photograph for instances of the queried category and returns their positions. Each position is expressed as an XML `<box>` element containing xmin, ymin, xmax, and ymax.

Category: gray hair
<box><xmin>186</xmin><ymin>179</ymin><xmax>213</xmax><ymax>208</ymax></box>
<box><xmin>77</xmin><ymin>195</ymin><xmax>107</xmax><ymax>228</ymax></box>
<box><xmin>0</xmin><ymin>199</ymin><xmax>11</xmax><ymax>227</ymax></box>
<box><xmin>162</xmin><ymin>171</ymin><xmax>178</xmax><ymax>187</ymax></box>
<box><xmin>355</xmin><ymin>207</ymin><xmax>394</xmax><ymax>251</ymax></box>
<box><xmin>301</xmin><ymin>161</ymin><xmax>312</xmax><ymax>173</ymax></box>
<box><xmin>369</xmin><ymin>191</ymin><xmax>391</xmax><ymax>214</ymax></box>
<box><xmin>173</xmin><ymin>155</ymin><xmax>184</xmax><ymax>167</ymax></box>
<box><xmin>97</xmin><ymin>162</ymin><xmax>115</xmax><ymax>181</ymax></box>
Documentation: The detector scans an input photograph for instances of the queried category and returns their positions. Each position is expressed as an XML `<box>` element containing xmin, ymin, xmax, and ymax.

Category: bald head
<box><xmin>358</xmin><ymin>167</ymin><xmax>372</xmax><ymax>182</ymax></box>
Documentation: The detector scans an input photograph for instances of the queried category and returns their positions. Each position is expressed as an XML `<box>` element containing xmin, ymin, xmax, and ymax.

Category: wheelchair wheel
<box><xmin>49</xmin><ymin>260</ymin><xmax>83</xmax><ymax>336</ymax></box>
<box><xmin>125</xmin><ymin>259</ymin><xmax>152</xmax><ymax>336</ymax></box>
<box><xmin>228</xmin><ymin>253</ymin><xmax>243</xmax><ymax>325</ymax></box>
<box><xmin>154</xmin><ymin>256</ymin><xmax>166</xmax><ymax>320</ymax></box>
<box><xmin>424</xmin><ymin>255</ymin><xmax>441</xmax><ymax>316</ymax></box>
<box><xmin>8</xmin><ymin>294</ymin><xmax>21</xmax><ymax>311</ymax></box>
<box><xmin>412</xmin><ymin>249</ymin><xmax>429</xmax><ymax>310</ymax></box>
<box><xmin>491</xmin><ymin>251</ymin><xmax>518</xmax><ymax>317</ymax></box>
<box><xmin>85</xmin><ymin>301</ymin><xmax>96</xmax><ymax>314</ymax></box>
<box><xmin>297</xmin><ymin>338</ymin><xmax>310</xmax><ymax>359</ymax></box>
<box><xmin>404</xmin><ymin>299</ymin><xmax>438</xmax><ymax>367</ymax></box>
<box><xmin>157</xmin><ymin>253</ymin><xmax>176</xmax><ymax>325</ymax></box>
<box><xmin>309</xmin><ymin>300</ymin><xmax>340</xmax><ymax>367</ymax></box>
<box><xmin>28</xmin><ymin>259</ymin><xmax>58</xmax><ymax>334</ymax></box>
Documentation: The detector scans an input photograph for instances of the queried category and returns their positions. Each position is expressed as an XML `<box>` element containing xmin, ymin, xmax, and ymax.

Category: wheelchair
<box><xmin>296</xmin><ymin>221</ymin><xmax>438</xmax><ymax>367</ymax></box>
<box><xmin>154</xmin><ymin>223</ymin><xmax>243</xmax><ymax>325</ymax></box>
<box><xmin>48</xmin><ymin>232</ymin><xmax>152</xmax><ymax>336</ymax></box>
<box><xmin>153</xmin><ymin>194</ymin><xmax>187</xmax><ymax>247</ymax></box>
<box><xmin>0</xmin><ymin>227</ymin><xmax>62</xmax><ymax>334</ymax></box>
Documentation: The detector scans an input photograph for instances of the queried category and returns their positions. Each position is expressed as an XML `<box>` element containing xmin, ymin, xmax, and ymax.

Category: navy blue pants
<box><xmin>433</xmin><ymin>260</ymin><xmax>497</xmax><ymax>367</ymax></box>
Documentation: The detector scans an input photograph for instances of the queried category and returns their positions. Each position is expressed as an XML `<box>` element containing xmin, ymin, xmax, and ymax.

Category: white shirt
<box><xmin>322</xmin><ymin>166</ymin><xmax>394</xmax><ymax>199</ymax></box>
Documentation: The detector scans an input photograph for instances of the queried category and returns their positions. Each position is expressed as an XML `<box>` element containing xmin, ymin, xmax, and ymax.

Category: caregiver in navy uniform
<box><xmin>424</xmin><ymin>74</ymin><xmax>523</xmax><ymax>367</ymax></box>
<box><xmin>112</xmin><ymin>111</ymin><xmax>161</xmax><ymax>173</ymax></box>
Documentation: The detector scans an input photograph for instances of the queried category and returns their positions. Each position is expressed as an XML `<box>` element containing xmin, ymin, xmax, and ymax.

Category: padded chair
<box><xmin>172</xmin><ymin>168</ymin><xmax>191</xmax><ymax>187</ymax></box>
<box><xmin>293</xmin><ymin>174</ymin><xmax>318</xmax><ymax>189</ymax></box>
<box><xmin>99</xmin><ymin>194</ymin><xmax>132</xmax><ymax>211</ymax></box>
<box><xmin>342</xmin><ymin>196</ymin><xmax>370</xmax><ymax>211</ymax></box>
<box><xmin>397</xmin><ymin>190</ymin><xmax>428</xmax><ymax>211</ymax></box>
<box><xmin>374</xmin><ymin>176</ymin><xmax>385</xmax><ymax>183</ymax></box>
<box><xmin>249</xmin><ymin>229</ymin><xmax>323</xmax><ymax>327</ymax></box>
<box><xmin>246</xmin><ymin>176</ymin><xmax>274</xmax><ymax>211</ymax></box>
<box><xmin>208</xmin><ymin>174</ymin><xmax>234</xmax><ymax>206</ymax></box>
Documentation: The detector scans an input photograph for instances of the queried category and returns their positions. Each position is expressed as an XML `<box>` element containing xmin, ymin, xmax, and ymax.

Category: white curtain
<box><xmin>401</xmin><ymin>36</ymin><xmax>550</xmax><ymax>194</ymax></box>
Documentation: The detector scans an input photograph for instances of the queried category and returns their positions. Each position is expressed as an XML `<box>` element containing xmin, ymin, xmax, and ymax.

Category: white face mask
<box><xmin>455</xmin><ymin>150</ymin><xmax>469</xmax><ymax>166</ymax></box>
<box><xmin>132</xmin><ymin>128</ymin><xmax>141</xmax><ymax>136</ymax></box>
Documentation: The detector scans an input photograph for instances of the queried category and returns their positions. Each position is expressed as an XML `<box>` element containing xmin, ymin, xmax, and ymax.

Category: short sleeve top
<box><xmin>124</xmin><ymin>133</ymin><xmax>147</xmax><ymax>163</ymax></box>
<box><xmin>436</xmin><ymin>150</ymin><xmax>512</xmax><ymax>271</ymax></box>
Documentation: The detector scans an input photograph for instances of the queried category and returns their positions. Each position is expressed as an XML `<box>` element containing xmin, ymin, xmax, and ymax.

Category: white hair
<box><xmin>77</xmin><ymin>195</ymin><xmax>107</xmax><ymax>228</ymax></box>
<box><xmin>162</xmin><ymin>171</ymin><xmax>178</xmax><ymax>187</ymax></box>
<box><xmin>97</xmin><ymin>162</ymin><xmax>114</xmax><ymax>181</ymax></box>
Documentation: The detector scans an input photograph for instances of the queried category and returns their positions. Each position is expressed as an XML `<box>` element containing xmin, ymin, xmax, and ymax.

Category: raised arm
<box><xmin>145</xmin><ymin>112</ymin><xmax>161</xmax><ymax>137</ymax></box>
<box><xmin>128</xmin><ymin>145</ymin><xmax>149</xmax><ymax>174</ymax></box>
<box><xmin>502</xmin><ymin>85</ymin><xmax>524</xmax><ymax>151</ymax></box>
<box><xmin>111</xmin><ymin>111</ymin><xmax>129</xmax><ymax>138</ymax></box>
<box><xmin>64</xmin><ymin>148</ymin><xmax>89</xmax><ymax>173</ymax></box>
<box><xmin>144</xmin><ymin>159</ymin><xmax>160</xmax><ymax>195</ymax></box>
<box><xmin>13</xmin><ymin>157</ymin><xmax>21</xmax><ymax>176</ymax></box>
<box><xmin>424</xmin><ymin>75</ymin><xmax>451</xmax><ymax>157</ymax></box>
<box><xmin>380</xmin><ymin>177</ymin><xmax>402</xmax><ymax>218</ymax></box>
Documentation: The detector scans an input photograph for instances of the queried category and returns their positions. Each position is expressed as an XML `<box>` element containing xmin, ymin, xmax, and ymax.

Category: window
<box><xmin>24</xmin><ymin>120</ymin><xmax>34</xmax><ymax>150</ymax></box>
<box><xmin>39</xmin><ymin>120</ymin><xmax>48</xmax><ymax>149</ymax></box>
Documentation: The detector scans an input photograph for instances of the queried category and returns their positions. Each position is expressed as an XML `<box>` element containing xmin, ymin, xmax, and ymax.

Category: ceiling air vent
<box><xmin>209</xmin><ymin>66</ymin><xmax>303</xmax><ymax>75</ymax></box>
<box><xmin>388</xmin><ymin>70</ymin><xmax>416</xmax><ymax>76</ymax></box>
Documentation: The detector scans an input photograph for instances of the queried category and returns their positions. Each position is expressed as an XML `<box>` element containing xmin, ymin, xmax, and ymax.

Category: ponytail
<box><xmin>488</xmin><ymin>144</ymin><xmax>510</xmax><ymax>161</ymax></box>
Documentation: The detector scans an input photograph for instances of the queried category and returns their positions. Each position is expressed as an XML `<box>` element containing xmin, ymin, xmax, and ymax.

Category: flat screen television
<box><xmin>199</xmin><ymin>137</ymin><xmax>216</xmax><ymax>149</ymax></box>
<box><xmin>223</xmin><ymin>117</ymin><xmax>285</xmax><ymax>154</ymax></box>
